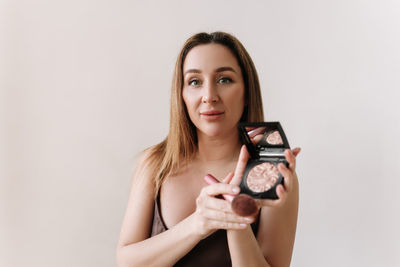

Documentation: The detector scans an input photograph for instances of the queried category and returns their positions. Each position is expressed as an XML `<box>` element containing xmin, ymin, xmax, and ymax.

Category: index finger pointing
<box><xmin>230</xmin><ymin>145</ymin><xmax>250</xmax><ymax>186</ymax></box>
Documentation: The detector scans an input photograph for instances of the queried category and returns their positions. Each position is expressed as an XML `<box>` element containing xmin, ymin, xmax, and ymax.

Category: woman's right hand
<box><xmin>191</xmin><ymin>173</ymin><xmax>254</xmax><ymax>238</ymax></box>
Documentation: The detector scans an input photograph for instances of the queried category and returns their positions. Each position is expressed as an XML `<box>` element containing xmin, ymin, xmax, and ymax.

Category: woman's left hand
<box><xmin>231</xmin><ymin>145</ymin><xmax>301</xmax><ymax>208</ymax></box>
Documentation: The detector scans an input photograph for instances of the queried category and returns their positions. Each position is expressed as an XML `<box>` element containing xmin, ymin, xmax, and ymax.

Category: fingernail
<box><xmin>244</xmin><ymin>217</ymin><xmax>252</xmax><ymax>222</ymax></box>
<box><xmin>239</xmin><ymin>223</ymin><xmax>247</xmax><ymax>228</ymax></box>
<box><xmin>232</xmin><ymin>187</ymin><xmax>240</xmax><ymax>193</ymax></box>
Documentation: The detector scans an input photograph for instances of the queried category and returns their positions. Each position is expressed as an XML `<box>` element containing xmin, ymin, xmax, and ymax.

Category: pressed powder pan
<box><xmin>246</xmin><ymin>162</ymin><xmax>279</xmax><ymax>192</ymax></box>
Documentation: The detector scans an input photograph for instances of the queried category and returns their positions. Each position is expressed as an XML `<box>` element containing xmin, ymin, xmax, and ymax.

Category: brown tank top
<box><xmin>150</xmin><ymin>191</ymin><xmax>260</xmax><ymax>266</ymax></box>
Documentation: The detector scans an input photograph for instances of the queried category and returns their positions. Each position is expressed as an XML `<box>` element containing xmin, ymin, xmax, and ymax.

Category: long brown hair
<box><xmin>146</xmin><ymin>31</ymin><xmax>264</xmax><ymax>195</ymax></box>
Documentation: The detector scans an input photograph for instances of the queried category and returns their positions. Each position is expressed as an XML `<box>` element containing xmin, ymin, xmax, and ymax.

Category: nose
<box><xmin>202</xmin><ymin>80</ymin><xmax>219</xmax><ymax>103</ymax></box>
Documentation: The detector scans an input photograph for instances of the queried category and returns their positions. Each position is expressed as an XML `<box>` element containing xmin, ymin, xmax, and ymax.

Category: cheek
<box><xmin>227</xmin><ymin>86</ymin><xmax>245</xmax><ymax>111</ymax></box>
<box><xmin>238</xmin><ymin>88</ymin><xmax>246</xmax><ymax>106</ymax></box>
<box><xmin>182</xmin><ymin>89</ymin><xmax>197</xmax><ymax>118</ymax></box>
<box><xmin>182</xmin><ymin>89</ymin><xmax>201</xmax><ymax>110</ymax></box>
<box><xmin>237</xmin><ymin>85</ymin><xmax>246</xmax><ymax>106</ymax></box>
<box><xmin>182</xmin><ymin>90</ymin><xmax>191</xmax><ymax>111</ymax></box>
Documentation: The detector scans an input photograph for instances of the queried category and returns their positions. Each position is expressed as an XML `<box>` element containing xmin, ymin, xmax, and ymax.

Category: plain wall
<box><xmin>2</xmin><ymin>0</ymin><xmax>400</xmax><ymax>266</ymax></box>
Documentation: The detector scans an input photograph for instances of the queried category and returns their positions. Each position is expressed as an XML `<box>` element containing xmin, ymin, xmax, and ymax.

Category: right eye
<box><xmin>189</xmin><ymin>79</ymin><xmax>201</xmax><ymax>86</ymax></box>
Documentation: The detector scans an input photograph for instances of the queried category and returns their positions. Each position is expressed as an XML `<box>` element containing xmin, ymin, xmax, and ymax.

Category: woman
<box><xmin>116</xmin><ymin>31</ymin><xmax>300</xmax><ymax>267</ymax></box>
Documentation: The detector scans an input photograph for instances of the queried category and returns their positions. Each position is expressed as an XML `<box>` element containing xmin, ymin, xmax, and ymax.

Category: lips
<box><xmin>200</xmin><ymin>110</ymin><xmax>224</xmax><ymax>116</ymax></box>
<box><xmin>200</xmin><ymin>110</ymin><xmax>224</xmax><ymax>121</ymax></box>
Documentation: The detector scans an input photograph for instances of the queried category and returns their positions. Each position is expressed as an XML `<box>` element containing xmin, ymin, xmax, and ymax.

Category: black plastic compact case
<box><xmin>238</xmin><ymin>122</ymin><xmax>290</xmax><ymax>199</ymax></box>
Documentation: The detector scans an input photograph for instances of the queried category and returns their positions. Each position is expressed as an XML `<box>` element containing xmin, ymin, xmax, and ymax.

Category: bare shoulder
<box><xmin>130</xmin><ymin>147</ymin><xmax>158</xmax><ymax>186</ymax></box>
<box><xmin>117</xmin><ymin>147</ymin><xmax>158</xmax><ymax>248</ymax></box>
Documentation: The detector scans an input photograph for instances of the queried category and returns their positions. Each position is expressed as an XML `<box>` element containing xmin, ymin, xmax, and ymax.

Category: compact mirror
<box><xmin>246</xmin><ymin>126</ymin><xmax>284</xmax><ymax>145</ymax></box>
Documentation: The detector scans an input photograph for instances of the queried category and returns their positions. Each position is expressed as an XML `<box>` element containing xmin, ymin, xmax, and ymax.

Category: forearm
<box><xmin>227</xmin><ymin>226</ymin><xmax>270</xmax><ymax>267</ymax></box>
<box><xmin>117</xmin><ymin>214</ymin><xmax>202</xmax><ymax>267</ymax></box>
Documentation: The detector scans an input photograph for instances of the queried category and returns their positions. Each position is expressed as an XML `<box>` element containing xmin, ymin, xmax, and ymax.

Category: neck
<box><xmin>195</xmin><ymin>130</ymin><xmax>242</xmax><ymax>164</ymax></box>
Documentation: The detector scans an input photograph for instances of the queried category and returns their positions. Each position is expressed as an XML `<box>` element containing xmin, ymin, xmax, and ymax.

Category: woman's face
<box><xmin>182</xmin><ymin>43</ymin><xmax>245</xmax><ymax>138</ymax></box>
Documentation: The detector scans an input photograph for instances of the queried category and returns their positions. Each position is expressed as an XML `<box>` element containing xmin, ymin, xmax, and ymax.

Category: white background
<box><xmin>2</xmin><ymin>0</ymin><xmax>400</xmax><ymax>266</ymax></box>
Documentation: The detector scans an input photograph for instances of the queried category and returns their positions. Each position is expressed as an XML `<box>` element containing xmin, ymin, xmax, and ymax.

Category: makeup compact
<box><xmin>238</xmin><ymin>122</ymin><xmax>290</xmax><ymax>199</ymax></box>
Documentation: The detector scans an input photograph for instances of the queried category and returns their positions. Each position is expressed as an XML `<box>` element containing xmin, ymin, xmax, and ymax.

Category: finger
<box><xmin>285</xmin><ymin>149</ymin><xmax>296</xmax><ymax>171</ymax></box>
<box><xmin>230</xmin><ymin>145</ymin><xmax>250</xmax><ymax>186</ymax></box>
<box><xmin>278</xmin><ymin>163</ymin><xmax>293</xmax><ymax>192</ymax></box>
<box><xmin>222</xmin><ymin>172</ymin><xmax>234</xmax><ymax>184</ymax></box>
<box><xmin>206</xmin><ymin>219</ymin><xmax>249</xmax><ymax>230</ymax></box>
<box><xmin>202</xmin><ymin>208</ymin><xmax>254</xmax><ymax>225</ymax></box>
<box><xmin>203</xmin><ymin>196</ymin><xmax>233</xmax><ymax>213</ymax></box>
<box><xmin>276</xmin><ymin>184</ymin><xmax>288</xmax><ymax>204</ymax></box>
<box><xmin>202</xmin><ymin>182</ymin><xmax>240</xmax><ymax>197</ymax></box>
<box><xmin>292</xmin><ymin>147</ymin><xmax>301</xmax><ymax>157</ymax></box>
<box><xmin>203</xmin><ymin>174</ymin><xmax>236</xmax><ymax>202</ymax></box>
<box><xmin>255</xmin><ymin>185</ymin><xmax>287</xmax><ymax>207</ymax></box>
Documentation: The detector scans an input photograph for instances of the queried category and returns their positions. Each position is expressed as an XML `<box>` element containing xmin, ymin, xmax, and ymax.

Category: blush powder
<box><xmin>246</xmin><ymin>162</ymin><xmax>279</xmax><ymax>192</ymax></box>
<box><xmin>266</xmin><ymin>130</ymin><xmax>283</xmax><ymax>145</ymax></box>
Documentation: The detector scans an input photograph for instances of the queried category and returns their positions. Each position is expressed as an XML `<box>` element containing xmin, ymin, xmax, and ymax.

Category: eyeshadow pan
<box><xmin>246</xmin><ymin>162</ymin><xmax>279</xmax><ymax>192</ymax></box>
<box><xmin>266</xmin><ymin>130</ymin><xmax>283</xmax><ymax>145</ymax></box>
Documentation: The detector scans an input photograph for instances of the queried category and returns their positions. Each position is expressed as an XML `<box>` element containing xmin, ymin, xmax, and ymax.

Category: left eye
<box><xmin>218</xmin><ymin>77</ymin><xmax>232</xmax><ymax>84</ymax></box>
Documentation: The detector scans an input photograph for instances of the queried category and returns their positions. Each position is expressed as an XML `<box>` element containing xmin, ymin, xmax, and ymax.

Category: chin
<box><xmin>200</xmin><ymin>128</ymin><xmax>222</xmax><ymax>137</ymax></box>
<box><xmin>198</xmin><ymin>123</ymin><xmax>230</xmax><ymax>138</ymax></box>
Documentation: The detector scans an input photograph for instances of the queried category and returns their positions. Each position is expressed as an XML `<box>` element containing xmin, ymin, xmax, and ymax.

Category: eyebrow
<box><xmin>216</xmin><ymin>66</ymin><xmax>237</xmax><ymax>73</ymax></box>
<box><xmin>183</xmin><ymin>66</ymin><xmax>237</xmax><ymax>76</ymax></box>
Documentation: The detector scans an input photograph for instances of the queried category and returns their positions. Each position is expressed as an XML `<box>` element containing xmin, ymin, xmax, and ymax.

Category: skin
<box><xmin>116</xmin><ymin>44</ymin><xmax>300</xmax><ymax>267</ymax></box>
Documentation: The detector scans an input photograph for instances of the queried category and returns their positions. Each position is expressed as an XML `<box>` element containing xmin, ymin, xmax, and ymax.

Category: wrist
<box><xmin>227</xmin><ymin>224</ymin><xmax>252</xmax><ymax>235</ymax></box>
<box><xmin>185</xmin><ymin>213</ymin><xmax>208</xmax><ymax>239</ymax></box>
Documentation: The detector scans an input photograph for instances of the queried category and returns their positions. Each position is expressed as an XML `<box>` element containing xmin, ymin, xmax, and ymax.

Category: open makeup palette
<box><xmin>238</xmin><ymin>122</ymin><xmax>290</xmax><ymax>199</ymax></box>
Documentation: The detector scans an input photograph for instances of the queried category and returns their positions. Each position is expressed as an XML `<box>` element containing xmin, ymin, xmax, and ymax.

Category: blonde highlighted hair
<box><xmin>146</xmin><ymin>31</ymin><xmax>264</xmax><ymax>195</ymax></box>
